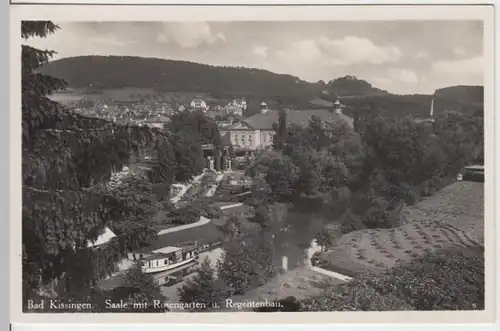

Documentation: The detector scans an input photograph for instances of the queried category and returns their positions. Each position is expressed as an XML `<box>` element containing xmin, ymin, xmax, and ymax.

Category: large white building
<box><xmin>219</xmin><ymin>106</ymin><xmax>350</xmax><ymax>151</ymax></box>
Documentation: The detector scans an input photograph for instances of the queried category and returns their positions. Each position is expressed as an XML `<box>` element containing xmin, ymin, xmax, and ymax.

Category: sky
<box><xmin>26</xmin><ymin>21</ymin><xmax>484</xmax><ymax>95</ymax></box>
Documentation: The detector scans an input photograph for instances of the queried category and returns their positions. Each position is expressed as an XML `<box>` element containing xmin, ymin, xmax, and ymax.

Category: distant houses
<box><xmin>190</xmin><ymin>98</ymin><xmax>208</xmax><ymax>112</ymax></box>
<box><xmin>142</xmin><ymin>115</ymin><xmax>171</xmax><ymax>129</ymax></box>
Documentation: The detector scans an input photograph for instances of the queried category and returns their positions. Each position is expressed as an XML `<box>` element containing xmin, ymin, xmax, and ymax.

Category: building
<box><xmin>224</xmin><ymin>105</ymin><xmax>243</xmax><ymax>117</ymax></box>
<box><xmin>230</xmin><ymin>98</ymin><xmax>247</xmax><ymax>110</ymax></box>
<box><xmin>142</xmin><ymin>115</ymin><xmax>171</xmax><ymax>129</ymax></box>
<box><xmin>219</xmin><ymin>108</ymin><xmax>349</xmax><ymax>151</ymax></box>
<box><xmin>190</xmin><ymin>99</ymin><xmax>208</xmax><ymax>112</ymax></box>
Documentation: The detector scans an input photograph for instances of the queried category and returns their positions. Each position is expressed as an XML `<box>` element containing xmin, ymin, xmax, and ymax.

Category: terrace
<box><xmin>318</xmin><ymin>181</ymin><xmax>484</xmax><ymax>276</ymax></box>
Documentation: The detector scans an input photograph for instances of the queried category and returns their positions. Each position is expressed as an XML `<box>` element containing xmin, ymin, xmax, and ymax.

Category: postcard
<box><xmin>9</xmin><ymin>1</ymin><xmax>495</xmax><ymax>325</ymax></box>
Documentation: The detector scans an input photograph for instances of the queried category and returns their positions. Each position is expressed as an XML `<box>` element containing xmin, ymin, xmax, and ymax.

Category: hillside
<box><xmin>40</xmin><ymin>56</ymin><xmax>320</xmax><ymax>102</ymax></box>
<box><xmin>322</xmin><ymin>75</ymin><xmax>389</xmax><ymax>98</ymax></box>
<box><xmin>41</xmin><ymin>56</ymin><xmax>483</xmax><ymax>118</ymax></box>
<box><xmin>434</xmin><ymin>85</ymin><xmax>484</xmax><ymax>116</ymax></box>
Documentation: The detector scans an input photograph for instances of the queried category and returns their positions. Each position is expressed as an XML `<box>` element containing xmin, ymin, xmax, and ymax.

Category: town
<box><xmin>22</xmin><ymin>20</ymin><xmax>485</xmax><ymax>313</ymax></box>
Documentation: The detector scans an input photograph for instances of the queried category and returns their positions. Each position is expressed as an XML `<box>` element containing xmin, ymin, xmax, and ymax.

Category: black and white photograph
<box><xmin>13</xmin><ymin>3</ymin><xmax>494</xmax><ymax>322</ymax></box>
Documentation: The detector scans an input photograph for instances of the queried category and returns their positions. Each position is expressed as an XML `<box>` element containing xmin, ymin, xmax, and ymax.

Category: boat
<box><xmin>128</xmin><ymin>244</ymin><xmax>200</xmax><ymax>274</ymax></box>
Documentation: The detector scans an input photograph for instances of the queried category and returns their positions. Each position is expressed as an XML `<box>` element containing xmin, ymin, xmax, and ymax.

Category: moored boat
<box><xmin>128</xmin><ymin>244</ymin><xmax>200</xmax><ymax>274</ymax></box>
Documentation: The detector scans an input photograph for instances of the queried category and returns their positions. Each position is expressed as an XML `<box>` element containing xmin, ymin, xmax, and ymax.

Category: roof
<box><xmin>135</xmin><ymin>222</ymin><xmax>223</xmax><ymax>253</ymax></box>
<box><xmin>143</xmin><ymin>115</ymin><xmax>170</xmax><ymax>123</ymax></box>
<box><xmin>87</xmin><ymin>227</ymin><xmax>117</xmax><ymax>248</ymax></box>
<box><xmin>225</xmin><ymin>105</ymin><xmax>243</xmax><ymax>112</ymax></box>
<box><xmin>242</xmin><ymin>109</ymin><xmax>345</xmax><ymax>130</ymax></box>
<box><xmin>152</xmin><ymin>246</ymin><xmax>182</xmax><ymax>254</ymax></box>
<box><xmin>464</xmin><ymin>165</ymin><xmax>484</xmax><ymax>171</ymax></box>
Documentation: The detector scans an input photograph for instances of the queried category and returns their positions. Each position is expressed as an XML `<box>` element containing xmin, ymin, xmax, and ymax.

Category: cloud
<box><xmin>316</xmin><ymin>36</ymin><xmax>402</xmax><ymax>65</ymax></box>
<box><xmin>156</xmin><ymin>34</ymin><xmax>169</xmax><ymax>43</ymax></box>
<box><xmin>432</xmin><ymin>56</ymin><xmax>483</xmax><ymax>75</ymax></box>
<box><xmin>388</xmin><ymin>68</ymin><xmax>419</xmax><ymax>83</ymax></box>
<box><xmin>271</xmin><ymin>36</ymin><xmax>401</xmax><ymax>69</ymax></box>
<box><xmin>252</xmin><ymin>45</ymin><xmax>268</xmax><ymax>59</ymax></box>
<box><xmin>453</xmin><ymin>47</ymin><xmax>467</xmax><ymax>56</ymax></box>
<box><xmin>88</xmin><ymin>36</ymin><xmax>137</xmax><ymax>47</ymax></box>
<box><xmin>275</xmin><ymin>40</ymin><xmax>322</xmax><ymax>65</ymax></box>
<box><xmin>415</xmin><ymin>51</ymin><xmax>429</xmax><ymax>59</ymax></box>
<box><xmin>157</xmin><ymin>22</ymin><xmax>226</xmax><ymax>49</ymax></box>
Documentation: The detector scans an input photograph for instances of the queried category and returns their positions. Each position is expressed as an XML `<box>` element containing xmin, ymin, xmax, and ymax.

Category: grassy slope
<box><xmin>321</xmin><ymin>181</ymin><xmax>484</xmax><ymax>275</ymax></box>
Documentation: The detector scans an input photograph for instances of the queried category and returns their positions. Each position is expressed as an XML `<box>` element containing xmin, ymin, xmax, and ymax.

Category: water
<box><xmin>160</xmin><ymin>211</ymin><xmax>329</xmax><ymax>303</ymax></box>
<box><xmin>200</xmin><ymin>210</ymin><xmax>329</xmax><ymax>272</ymax></box>
<box><xmin>265</xmin><ymin>210</ymin><xmax>328</xmax><ymax>270</ymax></box>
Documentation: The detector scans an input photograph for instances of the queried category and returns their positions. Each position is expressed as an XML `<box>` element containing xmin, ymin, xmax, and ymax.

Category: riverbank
<box><xmin>318</xmin><ymin>181</ymin><xmax>484</xmax><ymax>276</ymax></box>
<box><xmin>215</xmin><ymin>267</ymin><xmax>343</xmax><ymax>312</ymax></box>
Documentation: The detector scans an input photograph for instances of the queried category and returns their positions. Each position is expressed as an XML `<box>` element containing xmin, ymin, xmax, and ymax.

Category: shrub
<box><xmin>339</xmin><ymin>211</ymin><xmax>365</xmax><ymax>234</ymax></box>
<box><xmin>303</xmin><ymin>249</ymin><xmax>484</xmax><ymax>311</ymax></box>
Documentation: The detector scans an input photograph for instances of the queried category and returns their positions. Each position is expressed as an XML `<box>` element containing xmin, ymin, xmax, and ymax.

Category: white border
<box><xmin>9</xmin><ymin>2</ymin><xmax>497</xmax><ymax>326</ymax></box>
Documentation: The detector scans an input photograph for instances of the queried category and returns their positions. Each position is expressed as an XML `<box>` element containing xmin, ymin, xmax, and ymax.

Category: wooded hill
<box><xmin>40</xmin><ymin>55</ymin><xmax>484</xmax><ymax>117</ymax></box>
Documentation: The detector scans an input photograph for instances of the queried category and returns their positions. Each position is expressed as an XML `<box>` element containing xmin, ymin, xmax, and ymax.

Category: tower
<box><xmin>334</xmin><ymin>99</ymin><xmax>342</xmax><ymax>113</ymax></box>
<box><xmin>430</xmin><ymin>98</ymin><xmax>434</xmax><ymax>118</ymax></box>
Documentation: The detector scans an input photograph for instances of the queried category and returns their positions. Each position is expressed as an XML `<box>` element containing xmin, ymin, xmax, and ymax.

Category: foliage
<box><xmin>219</xmin><ymin>215</ymin><xmax>244</xmax><ymax>241</ymax></box>
<box><xmin>217</xmin><ymin>234</ymin><xmax>277</xmax><ymax>295</ymax></box>
<box><xmin>167</xmin><ymin>204</ymin><xmax>201</xmax><ymax>225</ymax></box>
<box><xmin>167</xmin><ymin>110</ymin><xmax>221</xmax><ymax>147</ymax></box>
<box><xmin>273</xmin><ymin>108</ymin><xmax>287</xmax><ymax>150</ymax></box>
<box><xmin>122</xmin><ymin>264</ymin><xmax>167</xmax><ymax>306</ymax></box>
<box><xmin>251</xmin><ymin>202</ymin><xmax>288</xmax><ymax>229</ymax></box>
<box><xmin>178</xmin><ymin>257</ymin><xmax>228</xmax><ymax>310</ymax></box>
<box><xmin>339</xmin><ymin>211</ymin><xmax>365</xmax><ymax>234</ymax></box>
<box><xmin>168</xmin><ymin>131</ymin><xmax>205</xmax><ymax>182</ymax></box>
<box><xmin>301</xmin><ymin>248</ymin><xmax>484</xmax><ymax>311</ymax></box>
<box><xmin>189</xmin><ymin>197</ymin><xmax>223</xmax><ymax>219</ymax></box>
<box><xmin>301</xmin><ymin>281</ymin><xmax>413</xmax><ymax>311</ymax></box>
<box><xmin>22</xmin><ymin>22</ymin><xmax>174</xmax><ymax>303</ymax></box>
<box><xmin>315</xmin><ymin>228</ymin><xmax>336</xmax><ymax>251</ymax></box>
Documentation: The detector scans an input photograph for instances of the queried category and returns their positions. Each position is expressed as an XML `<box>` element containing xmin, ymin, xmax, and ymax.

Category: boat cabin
<box><xmin>128</xmin><ymin>245</ymin><xmax>199</xmax><ymax>274</ymax></box>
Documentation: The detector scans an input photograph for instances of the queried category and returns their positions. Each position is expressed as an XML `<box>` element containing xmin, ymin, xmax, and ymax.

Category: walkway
<box><xmin>305</xmin><ymin>239</ymin><xmax>353</xmax><ymax>282</ymax></box>
<box><xmin>204</xmin><ymin>173</ymin><xmax>225</xmax><ymax>197</ymax></box>
<box><xmin>170</xmin><ymin>170</ymin><xmax>207</xmax><ymax>204</ymax></box>
<box><xmin>157</xmin><ymin>216</ymin><xmax>211</xmax><ymax>235</ymax></box>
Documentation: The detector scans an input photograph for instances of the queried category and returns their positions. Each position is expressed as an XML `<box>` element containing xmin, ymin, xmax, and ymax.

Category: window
<box><xmin>164</xmin><ymin>259</ymin><xmax>169</xmax><ymax>265</ymax></box>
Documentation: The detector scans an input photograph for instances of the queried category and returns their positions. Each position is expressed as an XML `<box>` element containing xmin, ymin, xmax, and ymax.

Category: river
<box><xmin>160</xmin><ymin>210</ymin><xmax>332</xmax><ymax>301</ymax></box>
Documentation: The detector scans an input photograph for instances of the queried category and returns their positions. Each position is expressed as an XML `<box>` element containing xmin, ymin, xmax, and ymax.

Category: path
<box><xmin>170</xmin><ymin>170</ymin><xmax>207</xmax><ymax>204</ymax></box>
<box><xmin>204</xmin><ymin>173</ymin><xmax>225</xmax><ymax>197</ymax></box>
<box><xmin>157</xmin><ymin>216</ymin><xmax>211</xmax><ymax>235</ymax></box>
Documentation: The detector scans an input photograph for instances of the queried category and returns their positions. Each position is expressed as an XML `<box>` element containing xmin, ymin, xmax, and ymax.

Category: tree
<box><xmin>300</xmin><ymin>248</ymin><xmax>484</xmax><ymax>311</ymax></box>
<box><xmin>251</xmin><ymin>202</ymin><xmax>288</xmax><ymax>229</ymax></box>
<box><xmin>273</xmin><ymin>108</ymin><xmax>287</xmax><ymax>150</ymax></box>
<box><xmin>178</xmin><ymin>257</ymin><xmax>228</xmax><ymax>310</ymax></box>
<box><xmin>315</xmin><ymin>228</ymin><xmax>335</xmax><ymax>252</ymax></box>
<box><xmin>219</xmin><ymin>215</ymin><xmax>243</xmax><ymax>241</ymax></box>
<box><xmin>22</xmin><ymin>21</ymin><xmax>171</xmax><ymax>304</ymax></box>
<box><xmin>118</xmin><ymin>264</ymin><xmax>167</xmax><ymax>311</ymax></box>
<box><xmin>167</xmin><ymin>110</ymin><xmax>221</xmax><ymax>148</ymax></box>
<box><xmin>169</xmin><ymin>131</ymin><xmax>205</xmax><ymax>182</ymax></box>
<box><xmin>217</xmin><ymin>235</ymin><xmax>277</xmax><ymax>295</ymax></box>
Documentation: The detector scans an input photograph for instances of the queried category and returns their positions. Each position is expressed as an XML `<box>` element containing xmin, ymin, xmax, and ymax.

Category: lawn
<box><xmin>147</xmin><ymin>222</ymin><xmax>224</xmax><ymax>251</ymax></box>
<box><xmin>216</xmin><ymin>267</ymin><xmax>340</xmax><ymax>312</ymax></box>
<box><xmin>320</xmin><ymin>181</ymin><xmax>484</xmax><ymax>276</ymax></box>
